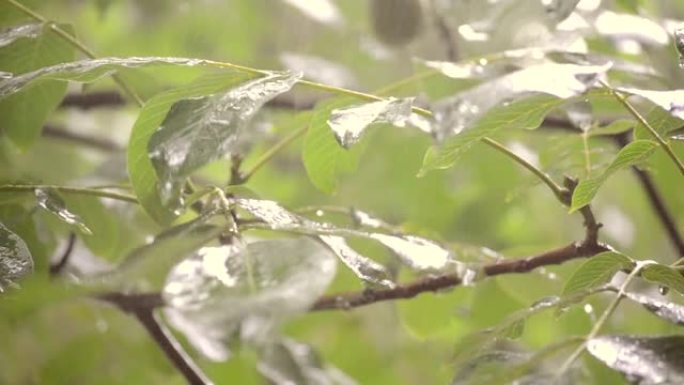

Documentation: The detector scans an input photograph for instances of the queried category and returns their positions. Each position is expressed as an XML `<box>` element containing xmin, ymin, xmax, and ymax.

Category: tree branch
<box><xmin>59</xmin><ymin>92</ymin><xmax>126</xmax><ymax>110</ymax></box>
<box><xmin>43</xmin><ymin>124</ymin><xmax>123</xmax><ymax>152</ymax></box>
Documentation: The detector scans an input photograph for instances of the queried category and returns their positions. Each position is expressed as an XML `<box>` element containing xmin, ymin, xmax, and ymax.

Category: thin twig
<box><xmin>239</xmin><ymin>126</ymin><xmax>308</xmax><ymax>183</ymax></box>
<box><xmin>43</xmin><ymin>124</ymin><xmax>122</xmax><ymax>152</ymax></box>
<box><xmin>0</xmin><ymin>184</ymin><xmax>138</xmax><ymax>203</ymax></box>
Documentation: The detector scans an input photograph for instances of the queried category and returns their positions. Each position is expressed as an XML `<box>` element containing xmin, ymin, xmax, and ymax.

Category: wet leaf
<box><xmin>641</xmin><ymin>264</ymin><xmax>684</xmax><ymax>296</ymax></box>
<box><xmin>163</xmin><ymin>238</ymin><xmax>337</xmax><ymax>361</ymax></box>
<box><xmin>543</xmin><ymin>0</ymin><xmax>580</xmax><ymax>22</ymax></box>
<box><xmin>302</xmin><ymin>98</ymin><xmax>370</xmax><ymax>194</ymax></box>
<box><xmin>148</xmin><ymin>71</ymin><xmax>300</xmax><ymax>208</ymax></box>
<box><xmin>257</xmin><ymin>338</ymin><xmax>357</xmax><ymax>385</ymax></box>
<box><xmin>420</xmin><ymin>95</ymin><xmax>564</xmax><ymax>175</ymax></box>
<box><xmin>0</xmin><ymin>222</ymin><xmax>33</xmax><ymax>291</ymax></box>
<box><xmin>619</xmin><ymin>88</ymin><xmax>684</xmax><ymax>121</ymax></box>
<box><xmin>623</xmin><ymin>292</ymin><xmax>684</xmax><ymax>325</ymax></box>
<box><xmin>34</xmin><ymin>188</ymin><xmax>92</xmax><ymax>235</ymax></box>
<box><xmin>430</xmin><ymin>63</ymin><xmax>609</xmax><ymax>141</ymax></box>
<box><xmin>570</xmin><ymin>140</ymin><xmax>659</xmax><ymax>212</ymax></box>
<box><xmin>0</xmin><ymin>23</ymin><xmax>74</xmax><ymax>149</ymax></box>
<box><xmin>587</xmin><ymin>335</ymin><xmax>684</xmax><ymax>385</ymax></box>
<box><xmin>127</xmin><ymin>71</ymin><xmax>252</xmax><ymax>224</ymax></box>
<box><xmin>562</xmin><ymin>252</ymin><xmax>634</xmax><ymax>295</ymax></box>
<box><xmin>236</xmin><ymin>198</ymin><xmax>459</xmax><ymax>272</ymax></box>
<box><xmin>327</xmin><ymin>97</ymin><xmax>413</xmax><ymax>149</ymax></box>
<box><xmin>318</xmin><ymin>235</ymin><xmax>394</xmax><ymax>288</ymax></box>
<box><xmin>0</xmin><ymin>23</ymin><xmax>42</xmax><ymax>48</ymax></box>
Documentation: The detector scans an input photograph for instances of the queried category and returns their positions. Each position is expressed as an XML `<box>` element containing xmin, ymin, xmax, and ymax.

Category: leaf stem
<box><xmin>239</xmin><ymin>125</ymin><xmax>308</xmax><ymax>183</ymax></box>
<box><xmin>4</xmin><ymin>0</ymin><xmax>144</xmax><ymax>107</ymax></box>
<box><xmin>601</xmin><ymin>81</ymin><xmax>684</xmax><ymax>176</ymax></box>
<box><xmin>0</xmin><ymin>184</ymin><xmax>138</xmax><ymax>203</ymax></box>
<box><xmin>555</xmin><ymin>261</ymin><xmax>650</xmax><ymax>381</ymax></box>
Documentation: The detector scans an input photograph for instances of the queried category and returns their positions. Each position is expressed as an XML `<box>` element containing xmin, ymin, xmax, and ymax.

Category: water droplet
<box><xmin>315</xmin><ymin>209</ymin><xmax>324</xmax><ymax>217</ymax></box>
<box><xmin>584</xmin><ymin>303</ymin><xmax>594</xmax><ymax>314</ymax></box>
<box><xmin>659</xmin><ymin>285</ymin><xmax>670</xmax><ymax>295</ymax></box>
<box><xmin>478</xmin><ymin>58</ymin><xmax>488</xmax><ymax>66</ymax></box>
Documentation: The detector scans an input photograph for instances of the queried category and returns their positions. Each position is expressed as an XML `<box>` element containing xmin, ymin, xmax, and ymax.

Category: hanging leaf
<box><xmin>163</xmin><ymin>238</ymin><xmax>337</xmax><ymax>361</ymax></box>
<box><xmin>327</xmin><ymin>97</ymin><xmax>413</xmax><ymax>149</ymax></box>
<box><xmin>641</xmin><ymin>264</ymin><xmax>684</xmax><ymax>296</ymax></box>
<box><xmin>619</xmin><ymin>88</ymin><xmax>684</xmax><ymax>121</ymax></box>
<box><xmin>0</xmin><ymin>222</ymin><xmax>33</xmax><ymax>291</ymax></box>
<box><xmin>623</xmin><ymin>292</ymin><xmax>684</xmax><ymax>326</ymax></box>
<box><xmin>127</xmin><ymin>71</ymin><xmax>252</xmax><ymax>224</ymax></box>
<box><xmin>419</xmin><ymin>95</ymin><xmax>565</xmax><ymax>176</ymax></box>
<box><xmin>302</xmin><ymin>98</ymin><xmax>371</xmax><ymax>194</ymax></box>
<box><xmin>257</xmin><ymin>338</ymin><xmax>357</xmax><ymax>385</ymax></box>
<box><xmin>587</xmin><ymin>335</ymin><xmax>684</xmax><ymax>385</ymax></box>
<box><xmin>570</xmin><ymin>140</ymin><xmax>659</xmax><ymax>212</ymax></box>
<box><xmin>318</xmin><ymin>235</ymin><xmax>395</xmax><ymax>288</ymax></box>
<box><xmin>34</xmin><ymin>188</ymin><xmax>92</xmax><ymax>235</ymax></box>
<box><xmin>562</xmin><ymin>252</ymin><xmax>634</xmax><ymax>295</ymax></box>
<box><xmin>235</xmin><ymin>198</ymin><xmax>459</xmax><ymax>272</ymax></box>
<box><xmin>430</xmin><ymin>63</ymin><xmax>610</xmax><ymax>141</ymax></box>
<box><xmin>148</xmin><ymin>71</ymin><xmax>300</xmax><ymax>208</ymax></box>
<box><xmin>0</xmin><ymin>23</ymin><xmax>42</xmax><ymax>48</ymax></box>
<box><xmin>0</xmin><ymin>23</ymin><xmax>74</xmax><ymax>149</ymax></box>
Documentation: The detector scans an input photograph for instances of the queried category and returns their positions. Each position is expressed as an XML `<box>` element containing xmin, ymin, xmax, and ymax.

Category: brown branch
<box><xmin>42</xmin><ymin>124</ymin><xmax>122</xmax><ymax>152</ymax></box>
<box><xmin>60</xmin><ymin>91</ymin><xmax>126</xmax><ymax>110</ymax></box>
<box><xmin>101</xmin><ymin>294</ymin><xmax>210</xmax><ymax>385</ymax></box>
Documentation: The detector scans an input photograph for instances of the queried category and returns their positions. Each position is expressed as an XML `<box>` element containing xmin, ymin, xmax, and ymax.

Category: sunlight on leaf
<box><xmin>34</xmin><ymin>188</ymin><xmax>92</xmax><ymax>235</ymax></box>
<box><xmin>562</xmin><ymin>252</ymin><xmax>634</xmax><ymax>295</ymax></box>
<box><xmin>163</xmin><ymin>238</ymin><xmax>337</xmax><ymax>361</ymax></box>
<box><xmin>641</xmin><ymin>264</ymin><xmax>684</xmax><ymax>296</ymax></box>
<box><xmin>148</xmin><ymin>71</ymin><xmax>300</xmax><ymax>208</ymax></box>
<box><xmin>0</xmin><ymin>222</ymin><xmax>33</xmax><ymax>291</ymax></box>
<box><xmin>570</xmin><ymin>140</ymin><xmax>659</xmax><ymax>212</ymax></box>
<box><xmin>327</xmin><ymin>97</ymin><xmax>413</xmax><ymax>149</ymax></box>
<box><xmin>587</xmin><ymin>335</ymin><xmax>684</xmax><ymax>385</ymax></box>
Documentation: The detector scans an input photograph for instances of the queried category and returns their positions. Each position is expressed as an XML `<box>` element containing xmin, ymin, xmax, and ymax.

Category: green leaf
<box><xmin>148</xmin><ymin>71</ymin><xmax>299</xmax><ymax>209</ymax></box>
<box><xmin>418</xmin><ymin>95</ymin><xmax>564</xmax><ymax>176</ymax></box>
<box><xmin>623</xmin><ymin>291</ymin><xmax>684</xmax><ymax>325</ymax></box>
<box><xmin>562</xmin><ymin>252</ymin><xmax>634</xmax><ymax>295</ymax></box>
<box><xmin>302</xmin><ymin>98</ymin><xmax>371</xmax><ymax>194</ymax></box>
<box><xmin>127</xmin><ymin>71</ymin><xmax>252</xmax><ymax>224</ymax></box>
<box><xmin>0</xmin><ymin>23</ymin><xmax>74</xmax><ymax>149</ymax></box>
<box><xmin>570</xmin><ymin>140</ymin><xmax>658</xmax><ymax>212</ymax></box>
<box><xmin>589</xmin><ymin>119</ymin><xmax>634</xmax><ymax>137</ymax></box>
<box><xmin>0</xmin><ymin>221</ymin><xmax>33</xmax><ymax>290</ymax></box>
<box><xmin>633</xmin><ymin>106</ymin><xmax>684</xmax><ymax>141</ymax></box>
<box><xmin>34</xmin><ymin>187</ymin><xmax>92</xmax><ymax>235</ymax></box>
<box><xmin>641</xmin><ymin>264</ymin><xmax>684</xmax><ymax>296</ymax></box>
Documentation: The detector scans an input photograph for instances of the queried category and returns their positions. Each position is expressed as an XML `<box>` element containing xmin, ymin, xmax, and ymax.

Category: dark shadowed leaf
<box><xmin>623</xmin><ymin>292</ymin><xmax>684</xmax><ymax>325</ymax></box>
<box><xmin>0</xmin><ymin>23</ymin><xmax>74</xmax><ymax>149</ymax></box>
<box><xmin>163</xmin><ymin>238</ymin><xmax>337</xmax><ymax>361</ymax></box>
<box><xmin>562</xmin><ymin>252</ymin><xmax>634</xmax><ymax>295</ymax></box>
<box><xmin>420</xmin><ymin>95</ymin><xmax>565</xmax><ymax>175</ymax></box>
<box><xmin>587</xmin><ymin>335</ymin><xmax>684</xmax><ymax>385</ymax></box>
<box><xmin>148</xmin><ymin>71</ymin><xmax>300</xmax><ymax>207</ymax></box>
<box><xmin>327</xmin><ymin>97</ymin><xmax>413</xmax><ymax>148</ymax></box>
<box><xmin>257</xmin><ymin>338</ymin><xmax>356</xmax><ymax>385</ymax></box>
<box><xmin>34</xmin><ymin>188</ymin><xmax>92</xmax><ymax>235</ymax></box>
<box><xmin>641</xmin><ymin>264</ymin><xmax>684</xmax><ymax>296</ymax></box>
<box><xmin>570</xmin><ymin>140</ymin><xmax>658</xmax><ymax>212</ymax></box>
<box><xmin>127</xmin><ymin>71</ymin><xmax>252</xmax><ymax>224</ymax></box>
<box><xmin>0</xmin><ymin>222</ymin><xmax>33</xmax><ymax>291</ymax></box>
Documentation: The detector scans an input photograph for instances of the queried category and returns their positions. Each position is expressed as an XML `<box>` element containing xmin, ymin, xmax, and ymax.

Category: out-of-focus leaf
<box><xmin>257</xmin><ymin>338</ymin><xmax>357</xmax><ymax>385</ymax></box>
<box><xmin>543</xmin><ymin>0</ymin><xmax>580</xmax><ymax>23</ymax></box>
<box><xmin>327</xmin><ymin>97</ymin><xmax>413</xmax><ymax>149</ymax></box>
<box><xmin>163</xmin><ymin>238</ymin><xmax>337</xmax><ymax>361</ymax></box>
<box><xmin>430</xmin><ymin>63</ymin><xmax>609</xmax><ymax>141</ymax></box>
<box><xmin>587</xmin><ymin>335</ymin><xmax>684</xmax><ymax>385</ymax></box>
<box><xmin>562</xmin><ymin>252</ymin><xmax>634</xmax><ymax>295</ymax></box>
<box><xmin>641</xmin><ymin>264</ymin><xmax>684</xmax><ymax>296</ymax></box>
<box><xmin>595</xmin><ymin>11</ymin><xmax>669</xmax><ymax>46</ymax></box>
<box><xmin>280</xmin><ymin>52</ymin><xmax>356</xmax><ymax>88</ymax></box>
<box><xmin>0</xmin><ymin>222</ymin><xmax>33</xmax><ymax>291</ymax></box>
<box><xmin>127</xmin><ymin>71</ymin><xmax>252</xmax><ymax>224</ymax></box>
<box><xmin>280</xmin><ymin>0</ymin><xmax>343</xmax><ymax>27</ymax></box>
<box><xmin>570</xmin><ymin>140</ymin><xmax>658</xmax><ymax>212</ymax></box>
<box><xmin>34</xmin><ymin>188</ymin><xmax>92</xmax><ymax>235</ymax></box>
<box><xmin>302</xmin><ymin>98</ymin><xmax>371</xmax><ymax>194</ymax></box>
<box><xmin>623</xmin><ymin>291</ymin><xmax>684</xmax><ymax>326</ymax></box>
<box><xmin>0</xmin><ymin>23</ymin><xmax>74</xmax><ymax>149</ymax></box>
<box><xmin>318</xmin><ymin>235</ymin><xmax>394</xmax><ymax>288</ymax></box>
<box><xmin>148</xmin><ymin>71</ymin><xmax>300</xmax><ymax>208</ymax></box>
<box><xmin>236</xmin><ymin>198</ymin><xmax>460</xmax><ymax>272</ymax></box>
<box><xmin>620</xmin><ymin>88</ymin><xmax>684</xmax><ymax>121</ymax></box>
<box><xmin>0</xmin><ymin>23</ymin><xmax>42</xmax><ymax>48</ymax></box>
<box><xmin>420</xmin><ymin>95</ymin><xmax>564</xmax><ymax>175</ymax></box>
<box><xmin>633</xmin><ymin>107</ymin><xmax>684</xmax><ymax>141</ymax></box>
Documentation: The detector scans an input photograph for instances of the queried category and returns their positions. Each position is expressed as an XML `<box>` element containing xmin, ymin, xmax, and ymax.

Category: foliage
<box><xmin>1</xmin><ymin>0</ymin><xmax>684</xmax><ymax>384</ymax></box>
